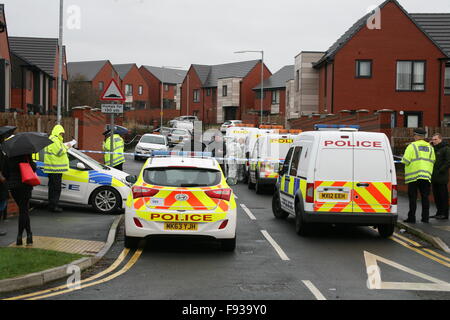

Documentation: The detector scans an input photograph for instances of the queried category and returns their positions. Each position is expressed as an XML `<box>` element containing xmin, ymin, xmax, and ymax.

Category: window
<box><xmin>222</xmin><ymin>85</ymin><xmax>228</xmax><ymax>97</ymax></box>
<box><xmin>206</xmin><ymin>88</ymin><xmax>211</xmax><ymax>96</ymax></box>
<box><xmin>27</xmin><ymin>72</ymin><xmax>33</xmax><ymax>90</ymax></box>
<box><xmin>138</xmin><ymin>85</ymin><xmax>143</xmax><ymax>95</ymax></box>
<box><xmin>404</xmin><ymin>112</ymin><xmax>422</xmax><ymax>128</ymax></box>
<box><xmin>125</xmin><ymin>84</ymin><xmax>133</xmax><ymax>96</ymax></box>
<box><xmin>272</xmin><ymin>90</ymin><xmax>280</xmax><ymax>104</ymax></box>
<box><xmin>396</xmin><ymin>61</ymin><xmax>425</xmax><ymax>91</ymax></box>
<box><xmin>296</xmin><ymin>70</ymin><xmax>300</xmax><ymax>92</ymax></box>
<box><xmin>281</xmin><ymin>147</ymin><xmax>295</xmax><ymax>176</ymax></box>
<box><xmin>99</xmin><ymin>81</ymin><xmax>104</xmax><ymax>92</ymax></box>
<box><xmin>164</xmin><ymin>84</ymin><xmax>169</xmax><ymax>92</ymax></box>
<box><xmin>445</xmin><ymin>65</ymin><xmax>450</xmax><ymax>95</ymax></box>
<box><xmin>193</xmin><ymin>89</ymin><xmax>200</xmax><ymax>102</ymax></box>
<box><xmin>143</xmin><ymin>168</ymin><xmax>221</xmax><ymax>187</ymax></box>
<box><xmin>289</xmin><ymin>147</ymin><xmax>303</xmax><ymax>177</ymax></box>
<box><xmin>356</xmin><ymin>60</ymin><xmax>372</xmax><ymax>78</ymax></box>
<box><xmin>256</xmin><ymin>91</ymin><xmax>266</xmax><ymax>100</ymax></box>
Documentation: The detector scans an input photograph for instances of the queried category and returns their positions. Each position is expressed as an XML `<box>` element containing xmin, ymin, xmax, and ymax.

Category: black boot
<box><xmin>26</xmin><ymin>233</ymin><xmax>33</xmax><ymax>245</ymax></box>
<box><xmin>16</xmin><ymin>235</ymin><xmax>23</xmax><ymax>246</ymax></box>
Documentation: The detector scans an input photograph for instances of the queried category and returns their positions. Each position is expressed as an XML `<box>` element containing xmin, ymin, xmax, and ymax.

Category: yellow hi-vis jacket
<box><xmin>103</xmin><ymin>134</ymin><xmax>125</xmax><ymax>167</ymax></box>
<box><xmin>43</xmin><ymin>125</ymin><xmax>69</xmax><ymax>174</ymax></box>
<box><xmin>401</xmin><ymin>139</ymin><xmax>436</xmax><ymax>184</ymax></box>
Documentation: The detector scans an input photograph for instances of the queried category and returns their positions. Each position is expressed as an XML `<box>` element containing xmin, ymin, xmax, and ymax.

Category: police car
<box><xmin>33</xmin><ymin>148</ymin><xmax>133</xmax><ymax>214</ymax></box>
<box><xmin>124</xmin><ymin>151</ymin><xmax>237</xmax><ymax>251</ymax></box>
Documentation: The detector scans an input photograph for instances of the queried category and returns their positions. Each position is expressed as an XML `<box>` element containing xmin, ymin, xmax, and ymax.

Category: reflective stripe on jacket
<box><xmin>103</xmin><ymin>134</ymin><xmax>125</xmax><ymax>167</ymax></box>
<box><xmin>43</xmin><ymin>129</ymin><xmax>69</xmax><ymax>174</ymax></box>
<box><xmin>401</xmin><ymin>140</ymin><xmax>436</xmax><ymax>184</ymax></box>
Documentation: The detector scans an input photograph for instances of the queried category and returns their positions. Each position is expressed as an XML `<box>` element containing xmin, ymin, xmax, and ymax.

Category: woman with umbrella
<box><xmin>2</xmin><ymin>131</ymin><xmax>53</xmax><ymax>245</ymax></box>
<box><xmin>0</xmin><ymin>126</ymin><xmax>16</xmax><ymax>236</ymax></box>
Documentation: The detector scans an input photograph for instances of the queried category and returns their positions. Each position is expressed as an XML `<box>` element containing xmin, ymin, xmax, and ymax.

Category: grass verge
<box><xmin>0</xmin><ymin>248</ymin><xmax>85</xmax><ymax>281</ymax></box>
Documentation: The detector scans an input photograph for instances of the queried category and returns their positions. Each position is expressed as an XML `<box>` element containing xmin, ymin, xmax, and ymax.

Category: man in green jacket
<box><xmin>430</xmin><ymin>133</ymin><xmax>450</xmax><ymax>220</ymax></box>
<box><xmin>401</xmin><ymin>128</ymin><xmax>436</xmax><ymax>224</ymax></box>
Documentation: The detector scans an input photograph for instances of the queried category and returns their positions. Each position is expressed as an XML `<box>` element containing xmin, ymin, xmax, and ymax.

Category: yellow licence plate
<box><xmin>318</xmin><ymin>193</ymin><xmax>349</xmax><ymax>200</ymax></box>
<box><xmin>164</xmin><ymin>222</ymin><xmax>198</xmax><ymax>231</ymax></box>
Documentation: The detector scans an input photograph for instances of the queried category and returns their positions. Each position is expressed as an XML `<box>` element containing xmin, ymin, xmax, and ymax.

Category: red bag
<box><xmin>19</xmin><ymin>162</ymin><xmax>41</xmax><ymax>187</ymax></box>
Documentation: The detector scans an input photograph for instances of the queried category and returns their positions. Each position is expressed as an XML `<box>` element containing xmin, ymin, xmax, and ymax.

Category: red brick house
<box><xmin>10</xmin><ymin>37</ymin><xmax>68</xmax><ymax>115</ymax></box>
<box><xmin>313</xmin><ymin>0</ymin><xmax>450</xmax><ymax>128</ymax></box>
<box><xmin>0</xmin><ymin>4</ymin><xmax>11</xmax><ymax>112</ymax></box>
<box><xmin>114</xmin><ymin>63</ymin><xmax>148</xmax><ymax>110</ymax></box>
<box><xmin>180</xmin><ymin>60</ymin><xmax>272</xmax><ymax>125</ymax></box>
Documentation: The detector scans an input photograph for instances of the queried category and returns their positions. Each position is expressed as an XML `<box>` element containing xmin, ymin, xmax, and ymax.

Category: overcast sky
<box><xmin>3</xmin><ymin>0</ymin><xmax>450</xmax><ymax>72</ymax></box>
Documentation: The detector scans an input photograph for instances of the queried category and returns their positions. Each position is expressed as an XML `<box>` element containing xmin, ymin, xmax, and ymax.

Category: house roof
<box><xmin>192</xmin><ymin>60</ymin><xmax>261</xmax><ymax>88</ymax></box>
<box><xmin>67</xmin><ymin>60</ymin><xmax>109</xmax><ymax>81</ymax></box>
<box><xmin>113</xmin><ymin>63</ymin><xmax>135</xmax><ymax>79</ymax></box>
<box><xmin>142</xmin><ymin>66</ymin><xmax>187</xmax><ymax>84</ymax></box>
<box><xmin>410</xmin><ymin>13</ymin><xmax>450</xmax><ymax>57</ymax></box>
<box><xmin>253</xmin><ymin>65</ymin><xmax>294</xmax><ymax>90</ymax></box>
<box><xmin>314</xmin><ymin>0</ymin><xmax>450</xmax><ymax>67</ymax></box>
<box><xmin>9</xmin><ymin>37</ymin><xmax>60</xmax><ymax>76</ymax></box>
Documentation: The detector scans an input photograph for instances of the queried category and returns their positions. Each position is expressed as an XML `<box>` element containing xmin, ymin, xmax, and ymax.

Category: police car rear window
<box><xmin>141</xmin><ymin>136</ymin><xmax>166</xmax><ymax>145</ymax></box>
<box><xmin>143</xmin><ymin>168</ymin><xmax>221</xmax><ymax>187</ymax></box>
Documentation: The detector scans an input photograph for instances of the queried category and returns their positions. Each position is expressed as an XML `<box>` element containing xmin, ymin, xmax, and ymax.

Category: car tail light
<box><xmin>205</xmin><ymin>189</ymin><xmax>232</xmax><ymax>201</ymax></box>
<box><xmin>392</xmin><ymin>185</ymin><xmax>398</xmax><ymax>205</ymax></box>
<box><xmin>132</xmin><ymin>186</ymin><xmax>159</xmax><ymax>199</ymax></box>
<box><xmin>219</xmin><ymin>220</ymin><xmax>229</xmax><ymax>230</ymax></box>
<box><xmin>306</xmin><ymin>183</ymin><xmax>315</xmax><ymax>203</ymax></box>
<box><xmin>133</xmin><ymin>218</ymin><xmax>143</xmax><ymax>228</ymax></box>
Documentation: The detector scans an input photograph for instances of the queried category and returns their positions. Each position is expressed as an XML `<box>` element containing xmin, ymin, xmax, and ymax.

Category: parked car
<box><xmin>220</xmin><ymin>120</ymin><xmax>243</xmax><ymax>133</ymax></box>
<box><xmin>173</xmin><ymin>120</ymin><xmax>194</xmax><ymax>131</ymax></box>
<box><xmin>135</xmin><ymin>134</ymin><xmax>169</xmax><ymax>161</ymax></box>
<box><xmin>167</xmin><ymin>128</ymin><xmax>192</xmax><ymax>146</ymax></box>
<box><xmin>169</xmin><ymin>116</ymin><xmax>199</xmax><ymax>127</ymax></box>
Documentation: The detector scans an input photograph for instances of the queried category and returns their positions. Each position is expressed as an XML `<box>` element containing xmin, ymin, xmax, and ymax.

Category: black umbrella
<box><xmin>2</xmin><ymin>132</ymin><xmax>53</xmax><ymax>158</ymax></box>
<box><xmin>105</xmin><ymin>125</ymin><xmax>129</xmax><ymax>136</ymax></box>
<box><xmin>0</xmin><ymin>126</ymin><xmax>16</xmax><ymax>141</ymax></box>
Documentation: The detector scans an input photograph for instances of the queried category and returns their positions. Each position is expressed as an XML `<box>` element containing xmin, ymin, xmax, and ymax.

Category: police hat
<box><xmin>103</xmin><ymin>130</ymin><xmax>111</xmax><ymax>136</ymax></box>
<box><xmin>413</xmin><ymin>128</ymin><xmax>426</xmax><ymax>136</ymax></box>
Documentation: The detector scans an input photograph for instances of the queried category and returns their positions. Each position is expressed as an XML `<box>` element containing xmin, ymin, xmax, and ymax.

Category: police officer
<box><xmin>103</xmin><ymin>130</ymin><xmax>125</xmax><ymax>171</ymax></box>
<box><xmin>430</xmin><ymin>133</ymin><xmax>450</xmax><ymax>220</ymax></box>
<box><xmin>402</xmin><ymin>128</ymin><xmax>436</xmax><ymax>223</ymax></box>
<box><xmin>44</xmin><ymin>125</ymin><xmax>71</xmax><ymax>213</ymax></box>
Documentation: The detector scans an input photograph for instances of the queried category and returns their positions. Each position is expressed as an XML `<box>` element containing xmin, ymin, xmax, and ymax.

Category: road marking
<box><xmin>240</xmin><ymin>204</ymin><xmax>256</xmax><ymax>220</ymax></box>
<box><xmin>234</xmin><ymin>195</ymin><xmax>239</xmax><ymax>200</ymax></box>
<box><xmin>364</xmin><ymin>251</ymin><xmax>450</xmax><ymax>292</ymax></box>
<box><xmin>434</xmin><ymin>226</ymin><xmax>450</xmax><ymax>232</ymax></box>
<box><xmin>393</xmin><ymin>233</ymin><xmax>450</xmax><ymax>263</ymax></box>
<box><xmin>5</xmin><ymin>248</ymin><xmax>131</xmax><ymax>300</ymax></box>
<box><xmin>261</xmin><ymin>230</ymin><xmax>290</xmax><ymax>261</ymax></box>
<box><xmin>302</xmin><ymin>280</ymin><xmax>327</xmax><ymax>300</ymax></box>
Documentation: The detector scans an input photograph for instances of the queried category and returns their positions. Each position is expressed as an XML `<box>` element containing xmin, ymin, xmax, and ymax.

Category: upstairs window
<box><xmin>272</xmin><ymin>90</ymin><xmax>280</xmax><ymax>104</ymax></box>
<box><xmin>193</xmin><ymin>89</ymin><xmax>200</xmax><ymax>102</ymax></box>
<box><xmin>99</xmin><ymin>81</ymin><xmax>104</xmax><ymax>92</ymax></box>
<box><xmin>164</xmin><ymin>84</ymin><xmax>169</xmax><ymax>92</ymax></box>
<box><xmin>445</xmin><ymin>64</ymin><xmax>450</xmax><ymax>95</ymax></box>
<box><xmin>356</xmin><ymin>60</ymin><xmax>372</xmax><ymax>78</ymax></box>
<box><xmin>222</xmin><ymin>85</ymin><xmax>228</xmax><ymax>97</ymax></box>
<box><xmin>396</xmin><ymin>61</ymin><xmax>425</xmax><ymax>91</ymax></box>
<box><xmin>125</xmin><ymin>84</ymin><xmax>133</xmax><ymax>96</ymax></box>
<box><xmin>138</xmin><ymin>85</ymin><xmax>143</xmax><ymax>95</ymax></box>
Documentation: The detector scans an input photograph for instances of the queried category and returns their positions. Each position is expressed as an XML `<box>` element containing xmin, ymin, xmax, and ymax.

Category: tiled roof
<box><xmin>142</xmin><ymin>66</ymin><xmax>187</xmax><ymax>84</ymax></box>
<box><xmin>113</xmin><ymin>63</ymin><xmax>135</xmax><ymax>79</ymax></box>
<box><xmin>192</xmin><ymin>60</ymin><xmax>261</xmax><ymax>87</ymax></box>
<box><xmin>67</xmin><ymin>60</ymin><xmax>109</xmax><ymax>81</ymax></box>
<box><xmin>410</xmin><ymin>13</ymin><xmax>450</xmax><ymax>57</ymax></box>
<box><xmin>253</xmin><ymin>65</ymin><xmax>294</xmax><ymax>90</ymax></box>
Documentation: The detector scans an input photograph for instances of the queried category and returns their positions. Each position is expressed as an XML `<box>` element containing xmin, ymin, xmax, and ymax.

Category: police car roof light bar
<box><xmin>151</xmin><ymin>151</ymin><xmax>213</xmax><ymax>158</ymax></box>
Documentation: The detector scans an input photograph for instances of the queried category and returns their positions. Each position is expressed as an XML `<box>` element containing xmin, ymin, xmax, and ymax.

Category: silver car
<box><xmin>167</xmin><ymin>128</ymin><xmax>192</xmax><ymax>146</ymax></box>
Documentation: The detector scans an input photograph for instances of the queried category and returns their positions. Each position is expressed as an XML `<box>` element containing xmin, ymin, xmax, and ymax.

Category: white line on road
<box><xmin>302</xmin><ymin>280</ymin><xmax>327</xmax><ymax>300</ymax></box>
<box><xmin>240</xmin><ymin>204</ymin><xmax>256</xmax><ymax>220</ymax></box>
<box><xmin>234</xmin><ymin>194</ymin><xmax>239</xmax><ymax>200</ymax></box>
<box><xmin>261</xmin><ymin>230</ymin><xmax>290</xmax><ymax>261</ymax></box>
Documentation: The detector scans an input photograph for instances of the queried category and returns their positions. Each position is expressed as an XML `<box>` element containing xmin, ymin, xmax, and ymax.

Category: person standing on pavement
<box><xmin>0</xmin><ymin>144</ymin><xmax>8</xmax><ymax>236</ymax></box>
<box><xmin>401</xmin><ymin>128</ymin><xmax>436</xmax><ymax>224</ymax></box>
<box><xmin>44</xmin><ymin>125</ymin><xmax>72</xmax><ymax>213</ymax></box>
<box><xmin>103</xmin><ymin>130</ymin><xmax>125</xmax><ymax>171</ymax></box>
<box><xmin>430</xmin><ymin>133</ymin><xmax>450</xmax><ymax>220</ymax></box>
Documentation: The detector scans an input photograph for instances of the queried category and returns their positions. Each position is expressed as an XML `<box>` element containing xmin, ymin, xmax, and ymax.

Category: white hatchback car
<box><xmin>135</xmin><ymin>134</ymin><xmax>169</xmax><ymax>161</ymax></box>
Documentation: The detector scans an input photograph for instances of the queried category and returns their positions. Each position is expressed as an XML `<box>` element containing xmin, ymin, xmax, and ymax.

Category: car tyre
<box><xmin>255</xmin><ymin>177</ymin><xmax>264</xmax><ymax>194</ymax></box>
<box><xmin>248</xmin><ymin>176</ymin><xmax>255</xmax><ymax>190</ymax></box>
<box><xmin>272</xmin><ymin>192</ymin><xmax>289</xmax><ymax>219</ymax></box>
<box><xmin>91</xmin><ymin>187</ymin><xmax>122</xmax><ymax>214</ymax></box>
<box><xmin>124</xmin><ymin>235</ymin><xmax>140</xmax><ymax>249</ymax></box>
<box><xmin>220</xmin><ymin>237</ymin><xmax>236</xmax><ymax>252</ymax></box>
<box><xmin>378</xmin><ymin>223</ymin><xmax>395</xmax><ymax>238</ymax></box>
<box><xmin>295</xmin><ymin>199</ymin><xmax>309</xmax><ymax>236</ymax></box>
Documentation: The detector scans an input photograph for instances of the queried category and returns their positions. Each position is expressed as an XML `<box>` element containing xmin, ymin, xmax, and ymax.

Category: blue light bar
<box><xmin>152</xmin><ymin>151</ymin><xmax>213</xmax><ymax>158</ymax></box>
<box><xmin>314</xmin><ymin>124</ymin><xmax>361</xmax><ymax>130</ymax></box>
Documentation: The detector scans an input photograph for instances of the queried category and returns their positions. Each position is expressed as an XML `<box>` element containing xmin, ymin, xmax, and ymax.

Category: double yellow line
<box><xmin>391</xmin><ymin>233</ymin><xmax>450</xmax><ymax>268</ymax></box>
<box><xmin>5</xmin><ymin>247</ymin><xmax>143</xmax><ymax>300</ymax></box>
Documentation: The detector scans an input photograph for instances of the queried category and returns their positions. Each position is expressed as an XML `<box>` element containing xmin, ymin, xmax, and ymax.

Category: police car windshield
<box><xmin>141</xmin><ymin>136</ymin><xmax>166</xmax><ymax>145</ymax></box>
<box><xmin>143</xmin><ymin>168</ymin><xmax>221</xmax><ymax>187</ymax></box>
<box><xmin>71</xmin><ymin>149</ymin><xmax>105</xmax><ymax>170</ymax></box>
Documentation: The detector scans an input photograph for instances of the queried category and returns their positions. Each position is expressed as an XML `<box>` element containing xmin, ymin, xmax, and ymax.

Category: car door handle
<box><xmin>356</xmin><ymin>183</ymin><xmax>370</xmax><ymax>188</ymax></box>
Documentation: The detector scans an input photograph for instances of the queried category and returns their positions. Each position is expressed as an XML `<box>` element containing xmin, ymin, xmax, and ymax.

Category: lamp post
<box><xmin>57</xmin><ymin>0</ymin><xmax>64</xmax><ymax>124</ymax></box>
<box><xmin>160</xmin><ymin>66</ymin><xmax>182</xmax><ymax>127</ymax></box>
<box><xmin>234</xmin><ymin>50</ymin><xmax>264</xmax><ymax>125</ymax></box>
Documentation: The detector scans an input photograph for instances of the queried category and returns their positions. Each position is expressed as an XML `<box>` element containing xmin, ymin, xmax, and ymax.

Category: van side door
<box><xmin>279</xmin><ymin>146</ymin><xmax>301</xmax><ymax>214</ymax></box>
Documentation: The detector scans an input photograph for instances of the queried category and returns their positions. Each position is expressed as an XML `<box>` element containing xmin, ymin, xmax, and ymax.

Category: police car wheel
<box><xmin>295</xmin><ymin>200</ymin><xmax>309</xmax><ymax>236</ymax></box>
<box><xmin>378</xmin><ymin>224</ymin><xmax>395</xmax><ymax>238</ymax></box>
<box><xmin>255</xmin><ymin>178</ymin><xmax>264</xmax><ymax>194</ymax></box>
<box><xmin>272</xmin><ymin>193</ymin><xmax>288</xmax><ymax>219</ymax></box>
<box><xmin>124</xmin><ymin>235</ymin><xmax>140</xmax><ymax>249</ymax></box>
<box><xmin>248</xmin><ymin>177</ymin><xmax>255</xmax><ymax>190</ymax></box>
<box><xmin>220</xmin><ymin>237</ymin><xmax>236</xmax><ymax>252</ymax></box>
<box><xmin>91</xmin><ymin>187</ymin><xmax>121</xmax><ymax>214</ymax></box>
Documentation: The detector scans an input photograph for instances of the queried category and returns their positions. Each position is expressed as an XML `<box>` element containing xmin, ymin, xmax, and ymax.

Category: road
<box><xmin>3</xmin><ymin>155</ymin><xmax>450</xmax><ymax>301</ymax></box>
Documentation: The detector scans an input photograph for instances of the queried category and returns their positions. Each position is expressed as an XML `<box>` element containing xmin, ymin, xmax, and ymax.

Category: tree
<box><xmin>69</xmin><ymin>75</ymin><xmax>101</xmax><ymax>109</ymax></box>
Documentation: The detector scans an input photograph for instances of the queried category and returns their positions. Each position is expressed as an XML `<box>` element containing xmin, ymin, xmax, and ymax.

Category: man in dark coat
<box><xmin>430</xmin><ymin>133</ymin><xmax>450</xmax><ymax>220</ymax></box>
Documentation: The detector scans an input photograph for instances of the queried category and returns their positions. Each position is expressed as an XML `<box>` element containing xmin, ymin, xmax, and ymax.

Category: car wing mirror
<box><xmin>76</xmin><ymin>162</ymin><xmax>87</xmax><ymax>170</ymax></box>
<box><xmin>126</xmin><ymin>175</ymin><xmax>138</xmax><ymax>184</ymax></box>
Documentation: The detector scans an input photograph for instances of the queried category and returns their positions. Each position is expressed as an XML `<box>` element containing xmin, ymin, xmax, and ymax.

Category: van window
<box><xmin>354</xmin><ymin>149</ymin><xmax>389</xmax><ymax>181</ymax></box>
<box><xmin>281</xmin><ymin>147</ymin><xmax>295</xmax><ymax>175</ymax></box>
<box><xmin>289</xmin><ymin>147</ymin><xmax>303</xmax><ymax>177</ymax></box>
<box><xmin>316</xmin><ymin>149</ymin><xmax>353</xmax><ymax>181</ymax></box>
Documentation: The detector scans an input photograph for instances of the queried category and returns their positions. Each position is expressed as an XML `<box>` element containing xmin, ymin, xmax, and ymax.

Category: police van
<box><xmin>272</xmin><ymin>129</ymin><xmax>398</xmax><ymax>237</ymax></box>
<box><xmin>248</xmin><ymin>134</ymin><xmax>298</xmax><ymax>194</ymax></box>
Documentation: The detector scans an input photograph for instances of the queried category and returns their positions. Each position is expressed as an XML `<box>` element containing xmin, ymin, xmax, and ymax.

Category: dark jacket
<box><xmin>0</xmin><ymin>148</ymin><xmax>8</xmax><ymax>200</ymax></box>
<box><xmin>3</xmin><ymin>155</ymin><xmax>36</xmax><ymax>190</ymax></box>
<box><xmin>431</xmin><ymin>141</ymin><xmax>450</xmax><ymax>185</ymax></box>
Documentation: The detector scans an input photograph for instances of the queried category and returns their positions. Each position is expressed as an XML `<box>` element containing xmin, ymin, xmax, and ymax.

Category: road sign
<box><xmin>101</xmin><ymin>104</ymin><xmax>124</xmax><ymax>114</ymax></box>
<box><xmin>101</xmin><ymin>79</ymin><xmax>125</xmax><ymax>102</ymax></box>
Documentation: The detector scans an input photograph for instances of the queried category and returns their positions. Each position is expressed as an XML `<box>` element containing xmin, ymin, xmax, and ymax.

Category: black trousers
<box><xmin>408</xmin><ymin>179</ymin><xmax>431</xmax><ymax>221</ymax></box>
<box><xmin>114</xmin><ymin>163</ymin><xmax>123</xmax><ymax>171</ymax></box>
<box><xmin>48</xmin><ymin>173</ymin><xmax>63</xmax><ymax>208</ymax></box>
<box><xmin>10</xmin><ymin>186</ymin><xmax>32</xmax><ymax>236</ymax></box>
<box><xmin>432</xmin><ymin>183</ymin><xmax>449</xmax><ymax>218</ymax></box>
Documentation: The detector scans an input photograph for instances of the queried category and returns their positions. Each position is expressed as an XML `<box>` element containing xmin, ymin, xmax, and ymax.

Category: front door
<box><xmin>224</xmin><ymin>107</ymin><xmax>237</xmax><ymax>121</ymax></box>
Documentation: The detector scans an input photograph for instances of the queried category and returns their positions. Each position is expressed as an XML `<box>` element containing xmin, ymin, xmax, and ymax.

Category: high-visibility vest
<box><xmin>103</xmin><ymin>134</ymin><xmax>125</xmax><ymax>167</ymax></box>
<box><xmin>402</xmin><ymin>140</ymin><xmax>436</xmax><ymax>184</ymax></box>
<box><xmin>43</xmin><ymin>135</ymin><xmax>69</xmax><ymax>174</ymax></box>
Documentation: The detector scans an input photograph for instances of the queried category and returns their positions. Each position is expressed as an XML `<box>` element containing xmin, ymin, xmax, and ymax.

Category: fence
<box><xmin>391</xmin><ymin>127</ymin><xmax>450</xmax><ymax>157</ymax></box>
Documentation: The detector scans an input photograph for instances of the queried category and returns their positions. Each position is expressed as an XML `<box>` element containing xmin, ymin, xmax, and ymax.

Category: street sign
<box><xmin>101</xmin><ymin>104</ymin><xmax>124</xmax><ymax>114</ymax></box>
<box><xmin>101</xmin><ymin>79</ymin><xmax>125</xmax><ymax>102</ymax></box>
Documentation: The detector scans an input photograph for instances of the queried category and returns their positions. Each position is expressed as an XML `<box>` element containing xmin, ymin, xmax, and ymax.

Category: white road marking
<box><xmin>240</xmin><ymin>204</ymin><xmax>256</xmax><ymax>220</ymax></box>
<box><xmin>302</xmin><ymin>280</ymin><xmax>327</xmax><ymax>300</ymax></box>
<box><xmin>234</xmin><ymin>195</ymin><xmax>239</xmax><ymax>200</ymax></box>
<box><xmin>261</xmin><ymin>230</ymin><xmax>290</xmax><ymax>261</ymax></box>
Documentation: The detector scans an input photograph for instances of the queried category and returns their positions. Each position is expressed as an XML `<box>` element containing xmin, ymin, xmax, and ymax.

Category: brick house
<box><xmin>67</xmin><ymin>60</ymin><xmax>120</xmax><ymax>108</ymax></box>
<box><xmin>180</xmin><ymin>60</ymin><xmax>272</xmax><ymax>124</ymax></box>
<box><xmin>312</xmin><ymin>0</ymin><xmax>450</xmax><ymax>128</ymax></box>
<box><xmin>253</xmin><ymin>65</ymin><xmax>294</xmax><ymax>125</ymax></box>
<box><xmin>9</xmin><ymin>36</ymin><xmax>68</xmax><ymax>115</ymax></box>
<box><xmin>0</xmin><ymin>4</ymin><xmax>11</xmax><ymax>112</ymax></box>
<box><xmin>114</xmin><ymin>63</ymin><xmax>148</xmax><ymax>110</ymax></box>
<box><xmin>139</xmin><ymin>66</ymin><xmax>186</xmax><ymax>113</ymax></box>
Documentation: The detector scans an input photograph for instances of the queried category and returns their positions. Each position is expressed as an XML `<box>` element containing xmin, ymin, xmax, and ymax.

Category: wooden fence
<box><xmin>391</xmin><ymin>127</ymin><xmax>450</xmax><ymax>156</ymax></box>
